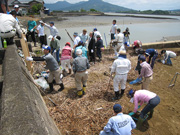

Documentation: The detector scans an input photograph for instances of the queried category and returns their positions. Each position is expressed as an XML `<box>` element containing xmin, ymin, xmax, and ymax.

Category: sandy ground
<box><xmin>40</xmin><ymin>48</ymin><xmax>180</xmax><ymax>135</ymax></box>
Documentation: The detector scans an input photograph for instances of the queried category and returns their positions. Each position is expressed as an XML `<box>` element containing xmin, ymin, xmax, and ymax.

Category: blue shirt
<box><xmin>145</xmin><ymin>48</ymin><xmax>156</xmax><ymax>56</ymax></box>
<box><xmin>103</xmin><ymin>113</ymin><xmax>136</xmax><ymax>135</ymax></box>
<box><xmin>75</xmin><ymin>45</ymin><xmax>88</xmax><ymax>59</ymax></box>
<box><xmin>28</xmin><ymin>20</ymin><xmax>36</xmax><ymax>31</ymax></box>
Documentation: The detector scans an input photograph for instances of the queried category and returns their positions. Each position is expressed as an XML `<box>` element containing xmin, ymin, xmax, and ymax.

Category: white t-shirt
<box><xmin>111</xmin><ymin>24</ymin><xmax>117</xmax><ymax>34</ymax></box>
<box><xmin>37</xmin><ymin>24</ymin><xmax>44</xmax><ymax>37</ymax></box>
<box><xmin>74</xmin><ymin>36</ymin><xmax>81</xmax><ymax>46</ymax></box>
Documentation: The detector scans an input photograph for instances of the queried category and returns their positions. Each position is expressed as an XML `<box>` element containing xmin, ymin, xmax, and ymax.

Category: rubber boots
<box><xmin>77</xmin><ymin>90</ymin><xmax>83</xmax><ymax>98</ymax></box>
<box><xmin>136</xmin><ymin>117</ymin><xmax>144</xmax><ymax>129</ymax></box>
<box><xmin>82</xmin><ymin>85</ymin><xmax>86</xmax><ymax>95</ymax></box>
<box><xmin>148</xmin><ymin>109</ymin><xmax>154</xmax><ymax>119</ymax></box>
<box><xmin>58</xmin><ymin>83</ymin><xmax>64</xmax><ymax>92</ymax></box>
<box><xmin>120</xmin><ymin>89</ymin><xmax>125</xmax><ymax>97</ymax></box>
<box><xmin>112</xmin><ymin>91</ymin><xmax>120</xmax><ymax>100</ymax></box>
<box><xmin>48</xmin><ymin>83</ymin><xmax>53</xmax><ymax>93</ymax></box>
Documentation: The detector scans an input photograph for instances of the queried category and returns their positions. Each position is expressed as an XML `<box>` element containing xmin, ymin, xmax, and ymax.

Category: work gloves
<box><xmin>26</xmin><ymin>57</ymin><xmax>33</xmax><ymax>61</ymax></box>
<box><xmin>30</xmin><ymin>29</ymin><xmax>33</xmax><ymax>32</ymax></box>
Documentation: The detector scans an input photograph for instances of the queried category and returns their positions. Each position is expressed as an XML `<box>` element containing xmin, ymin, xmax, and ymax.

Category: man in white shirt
<box><xmin>100</xmin><ymin>104</ymin><xmax>136</xmax><ymax>135</ymax></box>
<box><xmin>73</xmin><ymin>32</ymin><xmax>81</xmax><ymax>49</ymax></box>
<box><xmin>93</xmin><ymin>28</ymin><xmax>102</xmax><ymax>42</ymax></box>
<box><xmin>79</xmin><ymin>29</ymin><xmax>88</xmax><ymax>48</ymax></box>
<box><xmin>110</xmin><ymin>20</ymin><xmax>117</xmax><ymax>40</ymax></box>
<box><xmin>111</xmin><ymin>50</ymin><xmax>131</xmax><ymax>100</ymax></box>
<box><xmin>37</xmin><ymin>20</ymin><xmax>45</xmax><ymax>48</ymax></box>
<box><xmin>0</xmin><ymin>11</ymin><xmax>22</xmax><ymax>45</ymax></box>
<box><xmin>44</xmin><ymin>21</ymin><xmax>58</xmax><ymax>37</ymax></box>
<box><xmin>112</xmin><ymin>28</ymin><xmax>124</xmax><ymax>57</ymax></box>
<box><xmin>161</xmin><ymin>50</ymin><xmax>176</xmax><ymax>65</ymax></box>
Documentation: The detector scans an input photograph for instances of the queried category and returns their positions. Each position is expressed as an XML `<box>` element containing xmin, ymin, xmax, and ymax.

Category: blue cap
<box><xmin>49</xmin><ymin>22</ymin><xmax>54</xmax><ymax>25</ymax></box>
<box><xmin>113</xmin><ymin>104</ymin><xmax>122</xmax><ymax>113</ymax></box>
<box><xmin>93</xmin><ymin>28</ymin><xmax>97</xmax><ymax>31</ymax></box>
<box><xmin>129</xmin><ymin>89</ymin><xmax>134</xmax><ymax>96</ymax></box>
<box><xmin>43</xmin><ymin>46</ymin><xmax>51</xmax><ymax>51</ymax></box>
<box><xmin>73</xmin><ymin>32</ymin><xmax>78</xmax><ymax>36</ymax></box>
<box><xmin>139</xmin><ymin>55</ymin><xmax>146</xmax><ymax>62</ymax></box>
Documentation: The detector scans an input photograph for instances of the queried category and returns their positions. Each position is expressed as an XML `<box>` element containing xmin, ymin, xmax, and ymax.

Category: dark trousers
<box><xmin>148</xmin><ymin>52</ymin><xmax>158</xmax><ymax>69</ymax></box>
<box><xmin>89</xmin><ymin>51</ymin><xmax>95</xmax><ymax>63</ymax></box>
<box><xmin>26</xmin><ymin>31</ymin><xmax>36</xmax><ymax>43</ymax></box>
<box><xmin>96</xmin><ymin>48</ymin><xmax>102</xmax><ymax>59</ymax></box>
<box><xmin>140</xmin><ymin>96</ymin><xmax>160</xmax><ymax>118</ymax></box>
<box><xmin>111</xmin><ymin>33</ymin><xmax>115</xmax><ymax>40</ymax></box>
<box><xmin>39</xmin><ymin>36</ymin><xmax>45</xmax><ymax>48</ymax></box>
<box><xmin>1</xmin><ymin>37</ymin><xmax>14</xmax><ymax>46</ymax></box>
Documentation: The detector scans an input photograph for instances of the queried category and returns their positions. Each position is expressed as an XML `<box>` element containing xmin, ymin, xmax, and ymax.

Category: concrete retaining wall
<box><xmin>0</xmin><ymin>45</ymin><xmax>61</xmax><ymax>135</ymax></box>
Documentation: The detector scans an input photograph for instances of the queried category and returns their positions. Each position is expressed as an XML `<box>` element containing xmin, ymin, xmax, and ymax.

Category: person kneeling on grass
<box><xmin>100</xmin><ymin>104</ymin><xmax>136</xmax><ymax>135</ymax></box>
<box><xmin>73</xmin><ymin>49</ymin><xmax>90</xmax><ymax>98</ymax></box>
<box><xmin>26</xmin><ymin>45</ymin><xmax>64</xmax><ymax>93</ymax></box>
<box><xmin>128</xmin><ymin>89</ymin><xmax>160</xmax><ymax>129</ymax></box>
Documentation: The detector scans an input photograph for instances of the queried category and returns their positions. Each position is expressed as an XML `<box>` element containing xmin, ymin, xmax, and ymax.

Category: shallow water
<box><xmin>44</xmin><ymin>14</ymin><xmax>180</xmax><ymax>48</ymax></box>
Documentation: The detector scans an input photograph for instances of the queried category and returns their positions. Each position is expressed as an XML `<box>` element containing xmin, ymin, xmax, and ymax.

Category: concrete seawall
<box><xmin>0</xmin><ymin>45</ymin><xmax>61</xmax><ymax>135</ymax></box>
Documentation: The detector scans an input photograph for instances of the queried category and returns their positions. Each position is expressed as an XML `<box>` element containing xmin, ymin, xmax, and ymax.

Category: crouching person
<box><xmin>128</xmin><ymin>89</ymin><xmax>160</xmax><ymax>129</ymax></box>
<box><xmin>26</xmin><ymin>46</ymin><xmax>64</xmax><ymax>93</ymax></box>
<box><xmin>100</xmin><ymin>104</ymin><xmax>136</xmax><ymax>135</ymax></box>
<box><xmin>73</xmin><ymin>49</ymin><xmax>90</xmax><ymax>98</ymax></box>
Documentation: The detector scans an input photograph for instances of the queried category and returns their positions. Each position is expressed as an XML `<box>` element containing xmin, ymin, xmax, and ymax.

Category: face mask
<box><xmin>130</xmin><ymin>97</ymin><xmax>134</xmax><ymax>103</ymax></box>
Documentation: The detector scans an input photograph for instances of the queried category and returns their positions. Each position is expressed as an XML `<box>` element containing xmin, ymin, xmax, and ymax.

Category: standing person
<box><xmin>111</xmin><ymin>28</ymin><xmax>124</xmax><ymax>58</ymax></box>
<box><xmin>95</xmin><ymin>35</ymin><xmax>103</xmax><ymax>61</ymax></box>
<box><xmin>0</xmin><ymin>0</ymin><xmax>10</xmax><ymax>13</ymax></box>
<box><xmin>138</xmin><ymin>55</ymin><xmax>153</xmax><ymax>90</ymax></box>
<box><xmin>26</xmin><ymin>17</ymin><xmax>37</xmax><ymax>47</ymax></box>
<box><xmin>88</xmin><ymin>32</ymin><xmax>95</xmax><ymax>63</ymax></box>
<box><xmin>73</xmin><ymin>32</ymin><xmax>81</xmax><ymax>49</ymax></box>
<box><xmin>0</xmin><ymin>11</ymin><xmax>22</xmax><ymax>45</ymax></box>
<box><xmin>37</xmin><ymin>20</ymin><xmax>45</xmax><ymax>48</ymax></box>
<box><xmin>110</xmin><ymin>20</ymin><xmax>117</xmax><ymax>40</ymax></box>
<box><xmin>123</xmin><ymin>27</ymin><xmax>130</xmax><ymax>46</ymax></box>
<box><xmin>44</xmin><ymin>22</ymin><xmax>58</xmax><ymax>37</ymax></box>
<box><xmin>13</xmin><ymin>5</ymin><xmax>21</xmax><ymax>16</ymax></box>
<box><xmin>48</xmin><ymin>35</ymin><xmax>60</xmax><ymax>63</ymax></box>
<box><xmin>135</xmin><ymin>49</ymin><xmax>145</xmax><ymax>75</ymax></box>
<box><xmin>73</xmin><ymin>49</ymin><xmax>90</xmax><ymax>98</ymax></box>
<box><xmin>79</xmin><ymin>29</ymin><xmax>88</xmax><ymax>48</ymax></box>
<box><xmin>161</xmin><ymin>50</ymin><xmax>176</xmax><ymax>65</ymax></box>
<box><xmin>93</xmin><ymin>28</ymin><xmax>102</xmax><ymax>41</ymax></box>
<box><xmin>128</xmin><ymin>89</ymin><xmax>160</xmax><ymax>129</ymax></box>
<box><xmin>111</xmin><ymin>51</ymin><xmax>131</xmax><ymax>100</ymax></box>
<box><xmin>26</xmin><ymin>46</ymin><xmax>64</xmax><ymax>93</ymax></box>
<box><xmin>61</xmin><ymin>42</ymin><xmax>72</xmax><ymax>75</ymax></box>
<box><xmin>145</xmin><ymin>48</ymin><xmax>158</xmax><ymax>69</ymax></box>
<box><xmin>100</xmin><ymin>104</ymin><xmax>136</xmax><ymax>135</ymax></box>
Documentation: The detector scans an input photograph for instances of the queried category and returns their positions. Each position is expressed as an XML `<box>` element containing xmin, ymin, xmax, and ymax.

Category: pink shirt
<box><xmin>133</xmin><ymin>90</ymin><xmax>156</xmax><ymax>113</ymax></box>
<box><xmin>139</xmin><ymin>61</ymin><xmax>153</xmax><ymax>78</ymax></box>
<box><xmin>60</xmin><ymin>46</ymin><xmax>72</xmax><ymax>60</ymax></box>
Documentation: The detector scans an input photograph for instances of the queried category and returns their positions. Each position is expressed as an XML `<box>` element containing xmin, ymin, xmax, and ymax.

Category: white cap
<box><xmin>48</xmin><ymin>35</ymin><xmax>53</xmax><ymax>41</ymax></box>
<box><xmin>39</xmin><ymin>20</ymin><xmax>44</xmax><ymax>23</ymax></box>
<box><xmin>76</xmin><ymin>49</ymin><xmax>82</xmax><ymax>55</ymax></box>
<box><xmin>14</xmin><ymin>5</ymin><xmax>19</xmax><ymax>8</ymax></box>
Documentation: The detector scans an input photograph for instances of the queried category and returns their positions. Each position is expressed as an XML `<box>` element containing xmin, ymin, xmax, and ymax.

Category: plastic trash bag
<box><xmin>129</xmin><ymin>77</ymin><xmax>142</xmax><ymax>85</ymax></box>
<box><xmin>34</xmin><ymin>77</ymin><xmax>49</xmax><ymax>90</ymax></box>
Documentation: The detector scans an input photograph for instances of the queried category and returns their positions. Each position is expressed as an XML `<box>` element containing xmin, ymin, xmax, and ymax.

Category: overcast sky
<box><xmin>44</xmin><ymin>0</ymin><xmax>180</xmax><ymax>10</ymax></box>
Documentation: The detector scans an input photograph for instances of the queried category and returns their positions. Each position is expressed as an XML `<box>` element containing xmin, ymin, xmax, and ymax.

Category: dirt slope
<box><xmin>43</xmin><ymin>48</ymin><xmax>180</xmax><ymax>135</ymax></box>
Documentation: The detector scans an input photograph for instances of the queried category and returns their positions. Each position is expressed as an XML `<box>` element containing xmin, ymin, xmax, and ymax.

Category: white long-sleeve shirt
<box><xmin>103</xmin><ymin>113</ymin><xmax>136</xmax><ymax>135</ymax></box>
<box><xmin>111</xmin><ymin>57</ymin><xmax>131</xmax><ymax>75</ymax></box>
<box><xmin>164</xmin><ymin>51</ymin><xmax>176</xmax><ymax>61</ymax></box>
<box><xmin>0</xmin><ymin>13</ymin><xmax>22</xmax><ymax>36</ymax></box>
<box><xmin>44</xmin><ymin>23</ymin><xmax>58</xmax><ymax>37</ymax></box>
